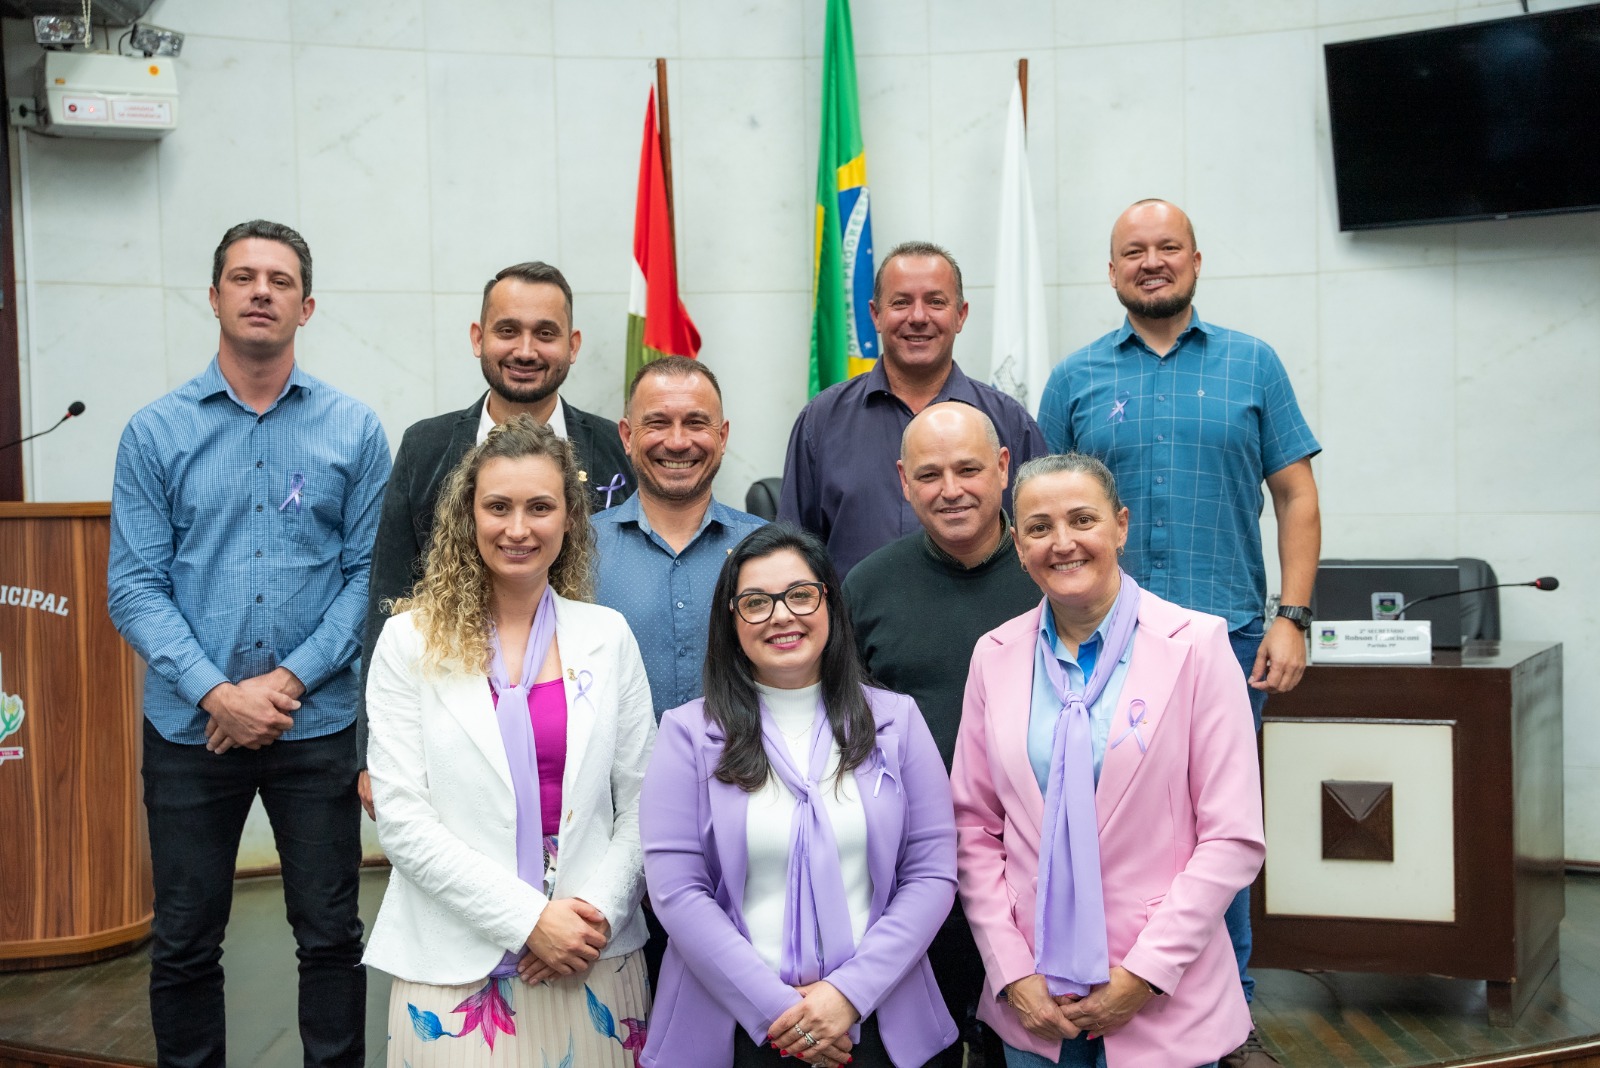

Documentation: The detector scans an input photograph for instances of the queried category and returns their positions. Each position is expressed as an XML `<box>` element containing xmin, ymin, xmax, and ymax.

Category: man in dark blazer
<box><xmin>355</xmin><ymin>261</ymin><xmax>633</xmax><ymax>811</ymax></box>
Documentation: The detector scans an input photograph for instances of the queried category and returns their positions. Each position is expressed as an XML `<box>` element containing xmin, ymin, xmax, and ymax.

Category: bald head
<box><xmin>1110</xmin><ymin>198</ymin><xmax>1196</xmax><ymax>258</ymax></box>
<box><xmin>898</xmin><ymin>402</ymin><xmax>1011</xmax><ymax>567</ymax></box>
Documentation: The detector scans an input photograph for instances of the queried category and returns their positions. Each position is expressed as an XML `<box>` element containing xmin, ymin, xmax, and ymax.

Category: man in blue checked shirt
<box><xmin>1036</xmin><ymin>199</ymin><xmax>1321</xmax><ymax>1068</ymax></box>
<box><xmin>109</xmin><ymin>220</ymin><xmax>390</xmax><ymax>1068</ymax></box>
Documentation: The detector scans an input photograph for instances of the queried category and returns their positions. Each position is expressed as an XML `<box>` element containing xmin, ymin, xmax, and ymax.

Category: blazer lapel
<box><xmin>438</xmin><ymin>671</ymin><xmax>514</xmax><ymax>792</ymax></box>
<box><xmin>706</xmin><ymin>751</ymin><xmax>750</xmax><ymax>917</ymax></box>
<box><xmin>856</xmin><ymin>712</ymin><xmax>905</xmax><ymax>921</ymax></box>
<box><xmin>554</xmin><ymin>597</ymin><xmax>600</xmax><ymax>812</ymax></box>
<box><xmin>992</xmin><ymin>606</ymin><xmax>1047</xmax><ymax>841</ymax></box>
<box><xmin>1094</xmin><ymin>618</ymin><xmax>1183</xmax><ymax>829</ymax></box>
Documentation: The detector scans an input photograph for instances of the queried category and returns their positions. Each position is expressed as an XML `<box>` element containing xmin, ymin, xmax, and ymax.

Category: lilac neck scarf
<box><xmin>486</xmin><ymin>586</ymin><xmax>559</xmax><ymax>978</ymax></box>
<box><xmin>1034</xmin><ymin>573</ymin><xmax>1142</xmax><ymax>997</ymax></box>
<box><xmin>758</xmin><ymin>695</ymin><xmax>856</xmax><ymax>987</ymax></box>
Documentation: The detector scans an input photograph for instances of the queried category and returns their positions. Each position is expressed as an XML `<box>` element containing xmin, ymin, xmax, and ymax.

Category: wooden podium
<box><xmin>1251</xmin><ymin>641</ymin><xmax>1564</xmax><ymax>1025</ymax></box>
<box><xmin>0</xmin><ymin>502</ymin><xmax>152</xmax><ymax>969</ymax></box>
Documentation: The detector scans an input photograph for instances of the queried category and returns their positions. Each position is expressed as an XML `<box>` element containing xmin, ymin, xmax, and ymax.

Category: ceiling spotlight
<box><xmin>130</xmin><ymin>24</ymin><xmax>184</xmax><ymax>58</ymax></box>
<box><xmin>33</xmin><ymin>15</ymin><xmax>90</xmax><ymax>48</ymax></box>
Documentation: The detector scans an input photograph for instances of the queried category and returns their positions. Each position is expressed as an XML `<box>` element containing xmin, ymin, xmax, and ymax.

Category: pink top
<box><xmin>527</xmin><ymin>678</ymin><xmax>567</xmax><ymax>837</ymax></box>
<box><xmin>488</xmin><ymin>676</ymin><xmax>567</xmax><ymax>838</ymax></box>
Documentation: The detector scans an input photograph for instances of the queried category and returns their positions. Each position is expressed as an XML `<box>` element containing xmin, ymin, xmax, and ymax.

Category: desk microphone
<box><xmin>1399</xmin><ymin>576</ymin><xmax>1559</xmax><ymax>615</ymax></box>
<box><xmin>0</xmin><ymin>401</ymin><xmax>87</xmax><ymax>453</ymax></box>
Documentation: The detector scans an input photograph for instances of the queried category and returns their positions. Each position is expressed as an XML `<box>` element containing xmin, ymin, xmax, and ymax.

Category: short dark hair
<box><xmin>702</xmin><ymin>524</ymin><xmax>876</xmax><ymax>792</ymax></box>
<box><xmin>480</xmin><ymin>262</ymin><xmax>574</xmax><ymax>325</ymax></box>
<box><xmin>872</xmin><ymin>240</ymin><xmax>964</xmax><ymax>306</ymax></box>
<box><xmin>212</xmin><ymin>220</ymin><xmax>313</xmax><ymax>297</ymax></box>
<box><xmin>626</xmin><ymin>356</ymin><xmax>722</xmax><ymax>413</ymax></box>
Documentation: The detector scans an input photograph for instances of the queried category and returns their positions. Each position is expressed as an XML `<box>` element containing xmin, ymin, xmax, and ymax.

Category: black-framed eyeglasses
<box><xmin>731</xmin><ymin>581</ymin><xmax>827</xmax><ymax>624</ymax></box>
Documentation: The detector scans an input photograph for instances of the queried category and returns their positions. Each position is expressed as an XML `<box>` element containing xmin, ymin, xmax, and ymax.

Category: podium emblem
<box><xmin>0</xmin><ymin>654</ymin><xmax>24</xmax><ymax>765</ymax></box>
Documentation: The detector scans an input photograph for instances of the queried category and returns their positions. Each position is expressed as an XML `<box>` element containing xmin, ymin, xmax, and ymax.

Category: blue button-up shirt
<box><xmin>1037</xmin><ymin>311</ymin><xmax>1320</xmax><ymax>631</ymax></box>
<box><xmin>592</xmin><ymin>495</ymin><xmax>767</xmax><ymax>719</ymax></box>
<box><xmin>108</xmin><ymin>358</ymin><xmax>391</xmax><ymax>744</ymax></box>
<box><xmin>1027</xmin><ymin>588</ymin><xmax>1132</xmax><ymax>792</ymax></box>
<box><xmin>778</xmin><ymin>360</ymin><xmax>1048</xmax><ymax>577</ymax></box>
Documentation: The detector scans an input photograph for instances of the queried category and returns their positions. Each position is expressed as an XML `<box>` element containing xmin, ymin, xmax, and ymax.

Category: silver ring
<box><xmin>803</xmin><ymin>1031</ymin><xmax>818</xmax><ymax>1047</ymax></box>
<box><xmin>794</xmin><ymin>1024</ymin><xmax>805</xmax><ymax>1037</ymax></box>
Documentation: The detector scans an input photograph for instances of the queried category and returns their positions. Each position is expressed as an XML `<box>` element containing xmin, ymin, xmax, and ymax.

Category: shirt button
<box><xmin>1155</xmin><ymin>520</ymin><xmax>1164</xmax><ymax>527</ymax></box>
<box><xmin>255</xmin><ymin>550</ymin><xmax>262</xmax><ymax>557</ymax></box>
<box><xmin>1155</xmin><ymin>562</ymin><xmax>1166</xmax><ymax>569</ymax></box>
<box><xmin>255</xmin><ymin>504</ymin><xmax>263</xmax><ymax>512</ymax></box>
<box><xmin>255</xmin><ymin>641</ymin><xmax>264</xmax><ymax>649</ymax></box>
<box><xmin>1155</xmin><ymin>476</ymin><xmax>1165</xmax><ymax>484</ymax></box>
<box><xmin>1156</xmin><ymin>434</ymin><xmax>1164</xmax><ymax>442</ymax></box>
<box><xmin>1156</xmin><ymin>394</ymin><xmax>1166</xmax><ymax>402</ymax></box>
<box><xmin>676</xmin><ymin>601</ymin><xmax>685</xmax><ymax>609</ymax></box>
<box><xmin>255</xmin><ymin>460</ymin><xmax>263</xmax><ymax>469</ymax></box>
<box><xmin>256</xmin><ymin>594</ymin><xmax>264</xmax><ymax>603</ymax></box>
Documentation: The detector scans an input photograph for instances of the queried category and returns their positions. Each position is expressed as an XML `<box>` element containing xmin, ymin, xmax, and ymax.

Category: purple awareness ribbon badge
<box><xmin>599</xmin><ymin>473</ymin><xmax>626</xmax><ymax>509</ymax></box>
<box><xmin>278</xmin><ymin>473</ymin><xmax>305</xmax><ymax>512</ymax></box>
<box><xmin>1107</xmin><ymin>390</ymin><xmax>1130</xmax><ymax>424</ymax></box>
<box><xmin>1110</xmin><ymin>698</ymin><xmax>1149</xmax><ymax>753</ymax></box>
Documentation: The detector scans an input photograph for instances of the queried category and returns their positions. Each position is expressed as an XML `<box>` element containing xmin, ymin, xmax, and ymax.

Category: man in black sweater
<box><xmin>844</xmin><ymin>401</ymin><xmax>1041</xmax><ymax>1068</ymax></box>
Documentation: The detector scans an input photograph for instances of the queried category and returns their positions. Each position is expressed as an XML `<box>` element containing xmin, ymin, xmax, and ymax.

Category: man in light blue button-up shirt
<box><xmin>108</xmin><ymin>220</ymin><xmax>390</xmax><ymax>1068</ymax></box>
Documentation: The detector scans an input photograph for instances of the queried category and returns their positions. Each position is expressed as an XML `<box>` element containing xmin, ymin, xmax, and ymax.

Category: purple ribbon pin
<box><xmin>1107</xmin><ymin>390</ymin><xmax>1130</xmax><ymax>424</ymax></box>
<box><xmin>872</xmin><ymin>746</ymin><xmax>899</xmax><ymax>797</ymax></box>
<box><xmin>279</xmin><ymin>473</ymin><xmax>305</xmax><ymax>512</ymax></box>
<box><xmin>1110</xmin><ymin>698</ymin><xmax>1149</xmax><ymax>753</ymax></box>
<box><xmin>599</xmin><ymin>473</ymin><xmax>626</xmax><ymax>509</ymax></box>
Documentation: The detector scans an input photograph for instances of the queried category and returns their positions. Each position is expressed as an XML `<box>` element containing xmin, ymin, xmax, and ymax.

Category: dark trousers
<box><xmin>926</xmin><ymin>904</ymin><xmax>1006</xmax><ymax>1068</ymax></box>
<box><xmin>732</xmin><ymin>1014</ymin><xmax>894</xmax><ymax>1068</ymax></box>
<box><xmin>142</xmin><ymin>720</ymin><xmax>366</xmax><ymax>1068</ymax></box>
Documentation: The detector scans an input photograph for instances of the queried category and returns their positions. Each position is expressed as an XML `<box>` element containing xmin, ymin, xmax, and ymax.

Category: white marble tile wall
<box><xmin>5</xmin><ymin>0</ymin><xmax>1597</xmax><ymax>864</ymax></box>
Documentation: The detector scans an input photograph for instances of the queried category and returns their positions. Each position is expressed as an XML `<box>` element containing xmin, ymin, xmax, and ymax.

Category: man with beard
<box><xmin>593</xmin><ymin>356</ymin><xmax>765</xmax><ymax>720</ymax></box>
<box><xmin>356</xmin><ymin>261</ymin><xmax>633</xmax><ymax>813</ymax></box>
<box><xmin>1036</xmin><ymin>199</ymin><xmax>1320</xmax><ymax>1068</ymax></box>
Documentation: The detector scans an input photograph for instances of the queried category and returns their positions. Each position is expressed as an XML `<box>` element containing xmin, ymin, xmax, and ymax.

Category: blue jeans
<box><xmin>1225</xmin><ymin>621</ymin><xmax>1267</xmax><ymax>1004</ymax></box>
<box><xmin>142</xmin><ymin>720</ymin><xmax>366</xmax><ymax>1068</ymax></box>
<box><xmin>1003</xmin><ymin>1038</ymin><xmax>1215</xmax><ymax>1068</ymax></box>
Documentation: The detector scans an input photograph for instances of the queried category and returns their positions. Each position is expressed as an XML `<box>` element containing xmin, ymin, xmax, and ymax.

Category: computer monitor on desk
<box><xmin>1313</xmin><ymin>562</ymin><xmax>1464</xmax><ymax>649</ymax></box>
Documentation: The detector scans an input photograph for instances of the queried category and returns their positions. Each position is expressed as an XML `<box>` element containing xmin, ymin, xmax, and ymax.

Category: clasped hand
<box><xmin>516</xmin><ymin>898</ymin><xmax>610</xmax><ymax>984</ymax></box>
<box><xmin>200</xmin><ymin>668</ymin><xmax>303</xmax><ymax>753</ymax></box>
<box><xmin>1008</xmin><ymin>966</ymin><xmax>1152</xmax><ymax>1042</ymax></box>
<box><xmin>768</xmin><ymin>981</ymin><xmax>858</xmax><ymax>1067</ymax></box>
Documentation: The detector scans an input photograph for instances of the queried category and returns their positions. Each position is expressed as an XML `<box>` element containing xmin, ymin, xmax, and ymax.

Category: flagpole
<box><xmin>1017</xmin><ymin>57</ymin><xmax>1029</xmax><ymax>130</ymax></box>
<box><xmin>654</xmin><ymin>58</ymin><xmax>679</xmax><ymax>277</ymax></box>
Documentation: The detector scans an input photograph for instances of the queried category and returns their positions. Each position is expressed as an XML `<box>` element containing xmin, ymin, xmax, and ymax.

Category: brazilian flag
<box><xmin>809</xmin><ymin>0</ymin><xmax>877</xmax><ymax>397</ymax></box>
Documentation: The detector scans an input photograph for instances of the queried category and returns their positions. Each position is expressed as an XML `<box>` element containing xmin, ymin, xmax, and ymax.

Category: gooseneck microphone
<box><xmin>0</xmin><ymin>401</ymin><xmax>87</xmax><ymax>452</ymax></box>
<box><xmin>1399</xmin><ymin>576</ymin><xmax>1559</xmax><ymax>615</ymax></box>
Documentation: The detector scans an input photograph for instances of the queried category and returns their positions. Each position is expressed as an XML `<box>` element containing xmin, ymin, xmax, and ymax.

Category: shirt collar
<box><xmin>197</xmin><ymin>355</ymin><xmax>307</xmax><ymax>411</ymax></box>
<box><xmin>1113</xmin><ymin>307</ymin><xmax>1214</xmax><ymax>354</ymax></box>
<box><xmin>923</xmin><ymin>510</ymin><xmax>1015</xmax><ymax>571</ymax></box>
<box><xmin>1039</xmin><ymin>580</ymin><xmax>1129</xmax><ymax>662</ymax></box>
<box><xmin>859</xmin><ymin>359</ymin><xmax>978</xmax><ymax>406</ymax></box>
<box><xmin>617</xmin><ymin>492</ymin><xmax>728</xmax><ymax>543</ymax></box>
<box><xmin>476</xmin><ymin>395</ymin><xmax>569</xmax><ymax>444</ymax></box>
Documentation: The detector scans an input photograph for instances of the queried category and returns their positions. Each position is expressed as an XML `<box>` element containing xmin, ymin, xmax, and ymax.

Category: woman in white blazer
<box><xmin>364</xmin><ymin>415</ymin><xmax>656</xmax><ymax>1067</ymax></box>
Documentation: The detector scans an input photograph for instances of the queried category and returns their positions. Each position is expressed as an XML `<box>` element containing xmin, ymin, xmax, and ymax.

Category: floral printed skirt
<box><xmin>386</xmin><ymin>950</ymin><xmax>649</xmax><ymax>1067</ymax></box>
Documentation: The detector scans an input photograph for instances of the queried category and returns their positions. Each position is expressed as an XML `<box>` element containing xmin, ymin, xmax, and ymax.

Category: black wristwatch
<box><xmin>1276</xmin><ymin>605</ymin><xmax>1313</xmax><ymax>632</ymax></box>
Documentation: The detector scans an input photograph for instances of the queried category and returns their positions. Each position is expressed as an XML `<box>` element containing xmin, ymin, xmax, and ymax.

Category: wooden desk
<box><xmin>0</xmin><ymin>502</ymin><xmax>152</xmax><ymax>969</ymax></box>
<box><xmin>1251</xmin><ymin>641</ymin><xmax>1564</xmax><ymax>1026</ymax></box>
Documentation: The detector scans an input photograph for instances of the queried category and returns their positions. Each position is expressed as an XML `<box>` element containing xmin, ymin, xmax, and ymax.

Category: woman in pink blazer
<box><xmin>951</xmin><ymin>454</ymin><xmax>1265</xmax><ymax>1068</ymax></box>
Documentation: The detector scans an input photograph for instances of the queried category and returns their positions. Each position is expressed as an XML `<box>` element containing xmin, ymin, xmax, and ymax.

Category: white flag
<box><xmin>990</xmin><ymin>79</ymin><xmax>1050</xmax><ymax>413</ymax></box>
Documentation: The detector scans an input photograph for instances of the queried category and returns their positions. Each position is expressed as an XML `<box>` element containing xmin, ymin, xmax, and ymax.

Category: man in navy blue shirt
<box><xmin>1037</xmin><ymin>199</ymin><xmax>1321</xmax><ymax>1068</ymax></box>
<box><xmin>109</xmin><ymin>220</ymin><xmax>390</xmax><ymax>1067</ymax></box>
<box><xmin>780</xmin><ymin>241</ymin><xmax>1046</xmax><ymax>576</ymax></box>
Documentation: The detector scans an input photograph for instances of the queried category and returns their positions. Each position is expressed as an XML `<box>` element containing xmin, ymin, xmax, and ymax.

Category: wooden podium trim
<box><xmin>0</xmin><ymin>502</ymin><xmax>110</xmax><ymax>518</ymax></box>
<box><xmin>0</xmin><ymin>915</ymin><xmax>151</xmax><ymax>962</ymax></box>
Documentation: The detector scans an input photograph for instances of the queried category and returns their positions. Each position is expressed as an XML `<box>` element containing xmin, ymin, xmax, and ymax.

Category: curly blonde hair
<box><xmin>394</xmin><ymin>414</ymin><xmax>596</xmax><ymax>673</ymax></box>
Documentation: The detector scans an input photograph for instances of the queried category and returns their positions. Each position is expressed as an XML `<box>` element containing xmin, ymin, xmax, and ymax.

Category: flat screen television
<box><xmin>1324</xmin><ymin>5</ymin><xmax>1600</xmax><ymax>231</ymax></box>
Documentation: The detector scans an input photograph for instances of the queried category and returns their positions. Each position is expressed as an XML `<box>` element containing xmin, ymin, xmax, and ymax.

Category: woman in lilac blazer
<box><xmin>640</xmin><ymin>524</ymin><xmax>958</xmax><ymax>1068</ymax></box>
